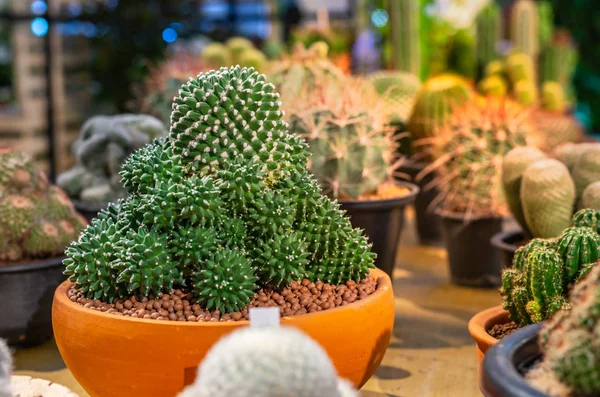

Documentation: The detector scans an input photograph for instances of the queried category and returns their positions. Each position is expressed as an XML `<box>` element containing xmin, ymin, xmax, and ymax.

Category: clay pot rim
<box><xmin>54</xmin><ymin>268</ymin><xmax>392</xmax><ymax>328</ymax></box>
<box><xmin>0</xmin><ymin>255</ymin><xmax>65</xmax><ymax>274</ymax></box>
<box><xmin>338</xmin><ymin>181</ymin><xmax>419</xmax><ymax>209</ymax></box>
<box><xmin>468</xmin><ymin>305</ymin><xmax>510</xmax><ymax>347</ymax></box>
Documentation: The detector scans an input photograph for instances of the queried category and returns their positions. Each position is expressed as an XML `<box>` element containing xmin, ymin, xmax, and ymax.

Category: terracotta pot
<box><xmin>53</xmin><ymin>269</ymin><xmax>394</xmax><ymax>397</ymax></box>
<box><xmin>468</xmin><ymin>306</ymin><xmax>510</xmax><ymax>378</ymax></box>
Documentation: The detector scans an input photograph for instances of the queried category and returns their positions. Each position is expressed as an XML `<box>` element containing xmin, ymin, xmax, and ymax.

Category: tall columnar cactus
<box><xmin>540</xmin><ymin>31</ymin><xmax>578</xmax><ymax>97</ymax></box>
<box><xmin>537</xmin><ymin>1</ymin><xmax>555</xmax><ymax>50</ymax></box>
<box><xmin>502</xmin><ymin>147</ymin><xmax>548</xmax><ymax>238</ymax></box>
<box><xmin>418</xmin><ymin>99</ymin><xmax>533</xmax><ymax>218</ymax></box>
<box><xmin>407</xmin><ymin>74</ymin><xmax>474</xmax><ymax>142</ymax></box>
<box><xmin>288</xmin><ymin>77</ymin><xmax>399</xmax><ymax>199</ymax></box>
<box><xmin>581</xmin><ymin>182</ymin><xmax>600</xmax><ymax>210</ymax></box>
<box><xmin>510</xmin><ymin>0</ymin><xmax>540</xmax><ymax>59</ymax></box>
<box><xmin>179</xmin><ymin>327</ymin><xmax>358</xmax><ymax>397</ymax></box>
<box><xmin>390</xmin><ymin>0</ymin><xmax>421</xmax><ymax>75</ymax></box>
<box><xmin>0</xmin><ymin>150</ymin><xmax>86</xmax><ymax>263</ymax></box>
<box><xmin>571</xmin><ymin>146</ymin><xmax>600</xmax><ymax>198</ymax></box>
<box><xmin>501</xmin><ymin>225</ymin><xmax>600</xmax><ymax>327</ymax></box>
<box><xmin>476</xmin><ymin>2</ymin><xmax>503</xmax><ymax>67</ymax></box>
<box><xmin>536</xmin><ymin>262</ymin><xmax>600</xmax><ymax>396</ymax></box>
<box><xmin>367</xmin><ymin>71</ymin><xmax>421</xmax><ymax>124</ymax></box>
<box><xmin>520</xmin><ymin>159</ymin><xmax>576</xmax><ymax>239</ymax></box>
<box><xmin>64</xmin><ymin>66</ymin><xmax>376</xmax><ymax>311</ymax></box>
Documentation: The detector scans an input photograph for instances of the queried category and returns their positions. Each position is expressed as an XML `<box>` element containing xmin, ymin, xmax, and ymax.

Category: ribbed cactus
<box><xmin>288</xmin><ymin>77</ymin><xmax>398</xmax><ymax>199</ymax></box>
<box><xmin>537</xmin><ymin>262</ymin><xmax>600</xmax><ymax>395</ymax></box>
<box><xmin>540</xmin><ymin>31</ymin><xmax>578</xmax><ymax>98</ymax></box>
<box><xmin>476</xmin><ymin>3</ymin><xmax>503</xmax><ymax>67</ymax></box>
<box><xmin>390</xmin><ymin>0</ymin><xmax>421</xmax><ymax>75</ymax></box>
<box><xmin>64</xmin><ymin>66</ymin><xmax>376</xmax><ymax>311</ymax></box>
<box><xmin>0</xmin><ymin>150</ymin><xmax>86</xmax><ymax>263</ymax></box>
<box><xmin>510</xmin><ymin>0</ymin><xmax>540</xmax><ymax>59</ymax></box>
<box><xmin>418</xmin><ymin>99</ymin><xmax>533</xmax><ymax>218</ymax></box>
<box><xmin>506</xmin><ymin>53</ymin><xmax>537</xmax><ymax>86</ymax></box>
<box><xmin>57</xmin><ymin>114</ymin><xmax>168</xmax><ymax>205</ymax></box>
<box><xmin>502</xmin><ymin>147</ymin><xmax>548</xmax><ymax>238</ymax></box>
<box><xmin>367</xmin><ymin>71</ymin><xmax>421</xmax><ymax>124</ymax></box>
<box><xmin>572</xmin><ymin>146</ymin><xmax>600</xmax><ymax>198</ymax></box>
<box><xmin>501</xmin><ymin>225</ymin><xmax>600</xmax><ymax>327</ymax></box>
<box><xmin>408</xmin><ymin>74</ymin><xmax>474</xmax><ymax>141</ymax></box>
<box><xmin>537</xmin><ymin>1</ymin><xmax>555</xmax><ymax>50</ymax></box>
<box><xmin>201</xmin><ymin>38</ymin><xmax>267</xmax><ymax>72</ymax></box>
<box><xmin>477</xmin><ymin>75</ymin><xmax>508</xmax><ymax>97</ymax></box>
<box><xmin>520</xmin><ymin>159</ymin><xmax>576</xmax><ymax>239</ymax></box>
<box><xmin>201</xmin><ymin>43</ymin><xmax>231</xmax><ymax>68</ymax></box>
<box><xmin>581</xmin><ymin>182</ymin><xmax>600</xmax><ymax>210</ymax></box>
<box><xmin>572</xmin><ymin>208</ymin><xmax>600</xmax><ymax>233</ymax></box>
<box><xmin>178</xmin><ymin>327</ymin><xmax>358</xmax><ymax>397</ymax></box>
<box><xmin>555</xmin><ymin>143</ymin><xmax>600</xmax><ymax>173</ymax></box>
<box><xmin>226</xmin><ymin>37</ymin><xmax>255</xmax><ymax>65</ymax></box>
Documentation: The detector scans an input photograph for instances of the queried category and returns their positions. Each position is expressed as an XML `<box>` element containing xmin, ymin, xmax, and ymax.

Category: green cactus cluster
<box><xmin>0</xmin><ymin>150</ymin><xmax>86</xmax><ymax>263</ymax></box>
<box><xmin>502</xmin><ymin>143</ymin><xmax>600</xmax><ymax>239</ymax></box>
<box><xmin>201</xmin><ymin>37</ymin><xmax>267</xmax><ymax>72</ymax></box>
<box><xmin>287</xmin><ymin>77</ymin><xmax>399</xmax><ymax>199</ymax></box>
<box><xmin>419</xmin><ymin>98</ymin><xmax>532</xmax><ymax>218</ymax></box>
<box><xmin>501</xmin><ymin>214</ymin><xmax>600</xmax><ymax>326</ymax></box>
<box><xmin>57</xmin><ymin>115</ymin><xmax>168</xmax><ymax>206</ymax></box>
<box><xmin>63</xmin><ymin>66</ymin><xmax>376</xmax><ymax>313</ymax></box>
<box><xmin>535</xmin><ymin>260</ymin><xmax>600</xmax><ymax>395</ymax></box>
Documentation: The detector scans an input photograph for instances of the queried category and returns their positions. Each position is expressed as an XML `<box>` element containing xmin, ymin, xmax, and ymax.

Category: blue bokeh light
<box><xmin>31</xmin><ymin>18</ymin><xmax>49</xmax><ymax>37</ymax></box>
<box><xmin>162</xmin><ymin>28</ymin><xmax>178</xmax><ymax>43</ymax></box>
<box><xmin>371</xmin><ymin>9</ymin><xmax>389</xmax><ymax>28</ymax></box>
<box><xmin>31</xmin><ymin>0</ymin><xmax>47</xmax><ymax>15</ymax></box>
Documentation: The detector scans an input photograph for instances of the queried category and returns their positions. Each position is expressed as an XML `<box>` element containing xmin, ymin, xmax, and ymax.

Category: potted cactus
<box><xmin>492</xmin><ymin>143</ymin><xmax>600</xmax><ymax>267</ymax></box>
<box><xmin>57</xmin><ymin>114</ymin><xmax>168</xmax><ymax>221</ymax></box>
<box><xmin>417</xmin><ymin>98</ymin><xmax>536</xmax><ymax>287</ymax></box>
<box><xmin>286</xmin><ymin>75</ymin><xmax>419</xmax><ymax>277</ymax></box>
<box><xmin>482</xmin><ymin>259</ymin><xmax>600</xmax><ymax>397</ymax></box>
<box><xmin>52</xmin><ymin>66</ymin><xmax>395</xmax><ymax>397</ymax></box>
<box><xmin>0</xmin><ymin>149</ymin><xmax>86</xmax><ymax>346</ymax></box>
<box><xmin>469</xmin><ymin>209</ymin><xmax>600</xmax><ymax>375</ymax></box>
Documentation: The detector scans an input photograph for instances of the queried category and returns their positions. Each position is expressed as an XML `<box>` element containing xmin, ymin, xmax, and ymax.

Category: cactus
<box><xmin>418</xmin><ymin>99</ymin><xmax>533</xmax><ymax>218</ymax></box>
<box><xmin>201</xmin><ymin>43</ymin><xmax>231</xmax><ymax>68</ymax></box>
<box><xmin>520</xmin><ymin>159</ymin><xmax>576</xmax><ymax>239</ymax></box>
<box><xmin>572</xmin><ymin>146</ymin><xmax>600</xmax><ymax>198</ymax></box>
<box><xmin>542</xmin><ymin>82</ymin><xmax>567</xmax><ymax>112</ymax></box>
<box><xmin>407</xmin><ymin>74</ymin><xmax>474</xmax><ymax>141</ymax></box>
<box><xmin>502</xmin><ymin>147</ymin><xmax>548</xmax><ymax>238</ymax></box>
<box><xmin>390</xmin><ymin>0</ymin><xmax>421</xmax><ymax>75</ymax></box>
<box><xmin>501</xmin><ymin>225</ymin><xmax>600</xmax><ymax>327</ymax></box>
<box><xmin>367</xmin><ymin>71</ymin><xmax>421</xmax><ymax>124</ymax></box>
<box><xmin>64</xmin><ymin>66</ymin><xmax>376</xmax><ymax>312</ymax></box>
<box><xmin>476</xmin><ymin>2</ymin><xmax>503</xmax><ymax>67</ymax></box>
<box><xmin>513</xmin><ymin>80</ymin><xmax>538</xmax><ymax>107</ymax></box>
<box><xmin>179</xmin><ymin>327</ymin><xmax>358</xmax><ymax>397</ymax></box>
<box><xmin>555</xmin><ymin>142</ymin><xmax>600</xmax><ymax>173</ymax></box>
<box><xmin>477</xmin><ymin>75</ymin><xmax>508</xmax><ymax>97</ymax></box>
<box><xmin>572</xmin><ymin>208</ymin><xmax>600</xmax><ymax>233</ymax></box>
<box><xmin>581</xmin><ymin>182</ymin><xmax>600</xmax><ymax>211</ymax></box>
<box><xmin>288</xmin><ymin>77</ymin><xmax>398</xmax><ymax>199</ymax></box>
<box><xmin>57</xmin><ymin>114</ymin><xmax>168</xmax><ymax>205</ymax></box>
<box><xmin>0</xmin><ymin>150</ymin><xmax>85</xmax><ymax>263</ymax></box>
<box><xmin>226</xmin><ymin>37</ymin><xmax>255</xmax><ymax>65</ymax></box>
<box><xmin>535</xmin><ymin>263</ymin><xmax>600</xmax><ymax>395</ymax></box>
<box><xmin>238</xmin><ymin>48</ymin><xmax>267</xmax><ymax>72</ymax></box>
<box><xmin>506</xmin><ymin>53</ymin><xmax>537</xmax><ymax>86</ymax></box>
<box><xmin>485</xmin><ymin>60</ymin><xmax>505</xmax><ymax>77</ymax></box>
<box><xmin>510</xmin><ymin>0</ymin><xmax>540</xmax><ymax>59</ymax></box>
<box><xmin>540</xmin><ymin>30</ymin><xmax>578</xmax><ymax>100</ymax></box>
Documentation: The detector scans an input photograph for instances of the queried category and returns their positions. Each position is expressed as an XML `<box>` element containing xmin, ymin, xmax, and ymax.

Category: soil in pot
<box><xmin>488</xmin><ymin>321</ymin><xmax>519</xmax><ymax>339</ymax></box>
<box><xmin>339</xmin><ymin>182</ymin><xmax>419</xmax><ymax>278</ymax></box>
<box><xmin>0</xmin><ymin>256</ymin><xmax>67</xmax><ymax>347</ymax></box>
<box><xmin>69</xmin><ymin>275</ymin><xmax>378</xmax><ymax>322</ymax></box>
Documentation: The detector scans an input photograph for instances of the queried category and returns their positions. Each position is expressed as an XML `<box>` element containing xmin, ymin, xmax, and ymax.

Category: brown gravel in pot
<box><xmin>68</xmin><ymin>276</ymin><xmax>378</xmax><ymax>322</ymax></box>
<box><xmin>488</xmin><ymin>321</ymin><xmax>520</xmax><ymax>339</ymax></box>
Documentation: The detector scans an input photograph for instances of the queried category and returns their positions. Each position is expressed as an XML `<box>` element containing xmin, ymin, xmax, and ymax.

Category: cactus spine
<box><xmin>476</xmin><ymin>2</ymin><xmax>503</xmax><ymax>67</ymax></box>
<box><xmin>510</xmin><ymin>0</ymin><xmax>540</xmax><ymax>59</ymax></box>
<box><xmin>390</xmin><ymin>0</ymin><xmax>421</xmax><ymax>75</ymax></box>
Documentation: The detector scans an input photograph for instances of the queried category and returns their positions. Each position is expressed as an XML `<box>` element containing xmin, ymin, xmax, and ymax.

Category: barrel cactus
<box><xmin>201</xmin><ymin>37</ymin><xmax>266</xmax><ymax>72</ymax></box>
<box><xmin>0</xmin><ymin>150</ymin><xmax>86</xmax><ymax>263</ymax></box>
<box><xmin>178</xmin><ymin>327</ymin><xmax>358</xmax><ymax>397</ymax></box>
<box><xmin>572</xmin><ymin>208</ymin><xmax>600</xmax><ymax>233</ymax></box>
<box><xmin>288</xmin><ymin>76</ymin><xmax>400</xmax><ymax>199</ymax></box>
<box><xmin>572</xmin><ymin>146</ymin><xmax>600</xmax><ymax>198</ymax></box>
<box><xmin>500</xmin><ymin>224</ymin><xmax>600</xmax><ymax>326</ymax></box>
<box><xmin>367</xmin><ymin>70</ymin><xmax>421</xmax><ymax>124</ymax></box>
<box><xmin>63</xmin><ymin>66</ymin><xmax>376</xmax><ymax>311</ymax></box>
<box><xmin>57</xmin><ymin>114</ymin><xmax>168</xmax><ymax>206</ymax></box>
<box><xmin>581</xmin><ymin>182</ymin><xmax>600</xmax><ymax>210</ymax></box>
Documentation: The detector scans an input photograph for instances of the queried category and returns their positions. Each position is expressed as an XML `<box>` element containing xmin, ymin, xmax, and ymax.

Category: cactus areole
<box><xmin>63</xmin><ymin>66</ymin><xmax>379</xmax><ymax>314</ymax></box>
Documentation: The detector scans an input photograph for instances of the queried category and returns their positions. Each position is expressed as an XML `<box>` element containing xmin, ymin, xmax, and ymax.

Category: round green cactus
<box><xmin>367</xmin><ymin>71</ymin><xmax>421</xmax><ymax>124</ymax></box>
<box><xmin>477</xmin><ymin>75</ymin><xmax>508</xmax><ymax>97</ymax></box>
<box><xmin>254</xmin><ymin>231</ymin><xmax>309</xmax><ymax>286</ymax></box>
<box><xmin>572</xmin><ymin>209</ymin><xmax>600</xmax><ymax>233</ymax></box>
<box><xmin>201</xmin><ymin>43</ymin><xmax>231</xmax><ymax>67</ymax></box>
<box><xmin>557</xmin><ymin>226</ymin><xmax>600</xmax><ymax>279</ymax></box>
<box><xmin>581</xmin><ymin>181</ymin><xmax>600</xmax><ymax>210</ymax></box>
<box><xmin>542</xmin><ymin>81</ymin><xmax>567</xmax><ymax>112</ymax></box>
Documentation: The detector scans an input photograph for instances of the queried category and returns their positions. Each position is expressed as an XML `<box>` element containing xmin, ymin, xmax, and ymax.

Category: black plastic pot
<box><xmin>0</xmin><ymin>256</ymin><xmax>67</xmax><ymax>347</ymax></box>
<box><xmin>398</xmin><ymin>162</ymin><xmax>442</xmax><ymax>245</ymax></box>
<box><xmin>440</xmin><ymin>213</ymin><xmax>503</xmax><ymax>288</ymax></box>
<box><xmin>491</xmin><ymin>230</ymin><xmax>525</xmax><ymax>269</ymax></box>
<box><xmin>482</xmin><ymin>322</ymin><xmax>546</xmax><ymax>397</ymax></box>
<box><xmin>73</xmin><ymin>200</ymin><xmax>107</xmax><ymax>223</ymax></box>
<box><xmin>339</xmin><ymin>182</ymin><xmax>419</xmax><ymax>278</ymax></box>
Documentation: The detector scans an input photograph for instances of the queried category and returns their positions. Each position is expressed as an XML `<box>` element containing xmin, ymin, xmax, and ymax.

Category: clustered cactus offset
<box><xmin>64</xmin><ymin>66</ymin><xmax>376</xmax><ymax>313</ymax></box>
<box><xmin>0</xmin><ymin>149</ymin><xmax>86</xmax><ymax>263</ymax></box>
<box><xmin>57</xmin><ymin>114</ymin><xmax>168</xmax><ymax>205</ymax></box>
<box><xmin>501</xmin><ymin>210</ymin><xmax>600</xmax><ymax>326</ymax></box>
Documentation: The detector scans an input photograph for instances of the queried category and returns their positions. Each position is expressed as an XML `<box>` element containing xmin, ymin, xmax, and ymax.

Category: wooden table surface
<box><xmin>13</xmin><ymin>209</ymin><xmax>502</xmax><ymax>397</ymax></box>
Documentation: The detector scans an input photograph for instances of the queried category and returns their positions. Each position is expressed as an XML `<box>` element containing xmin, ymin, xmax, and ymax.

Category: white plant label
<box><xmin>249</xmin><ymin>307</ymin><xmax>280</xmax><ymax>327</ymax></box>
